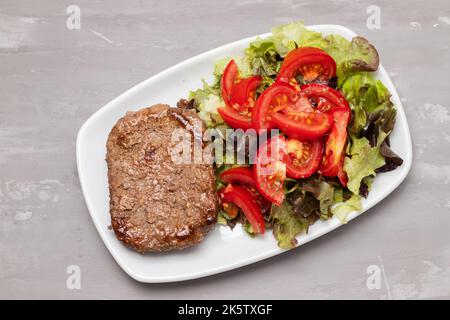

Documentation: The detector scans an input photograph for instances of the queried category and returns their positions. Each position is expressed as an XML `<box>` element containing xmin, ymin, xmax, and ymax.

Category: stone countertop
<box><xmin>1</xmin><ymin>0</ymin><xmax>449</xmax><ymax>299</ymax></box>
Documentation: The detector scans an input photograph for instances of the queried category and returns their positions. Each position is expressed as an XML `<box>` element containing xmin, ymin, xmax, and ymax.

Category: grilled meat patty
<box><xmin>106</xmin><ymin>104</ymin><xmax>217</xmax><ymax>252</ymax></box>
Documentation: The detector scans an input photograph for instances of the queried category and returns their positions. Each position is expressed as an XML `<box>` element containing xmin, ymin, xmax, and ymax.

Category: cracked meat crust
<box><xmin>106</xmin><ymin>104</ymin><xmax>217</xmax><ymax>252</ymax></box>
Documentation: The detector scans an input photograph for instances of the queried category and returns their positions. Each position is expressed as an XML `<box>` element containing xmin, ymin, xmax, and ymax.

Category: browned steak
<box><xmin>106</xmin><ymin>104</ymin><xmax>217</xmax><ymax>252</ymax></box>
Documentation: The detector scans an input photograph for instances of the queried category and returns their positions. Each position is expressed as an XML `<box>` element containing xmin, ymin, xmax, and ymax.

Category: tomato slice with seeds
<box><xmin>220</xmin><ymin>166</ymin><xmax>256</xmax><ymax>186</ymax></box>
<box><xmin>220</xmin><ymin>60</ymin><xmax>262</xmax><ymax>129</ymax></box>
<box><xmin>219</xmin><ymin>167</ymin><xmax>271</xmax><ymax>215</ymax></box>
<box><xmin>254</xmin><ymin>135</ymin><xmax>287</xmax><ymax>206</ymax></box>
<box><xmin>300</xmin><ymin>83</ymin><xmax>349</xmax><ymax>113</ymax></box>
<box><xmin>219</xmin><ymin>184</ymin><xmax>265</xmax><ymax>234</ymax></box>
<box><xmin>270</xmin><ymin>111</ymin><xmax>332</xmax><ymax>141</ymax></box>
<box><xmin>230</xmin><ymin>76</ymin><xmax>261</xmax><ymax>107</ymax></box>
<box><xmin>277</xmin><ymin>47</ymin><xmax>336</xmax><ymax>84</ymax></box>
<box><xmin>285</xmin><ymin>138</ymin><xmax>323</xmax><ymax>179</ymax></box>
<box><xmin>282</xmin><ymin>47</ymin><xmax>329</xmax><ymax>66</ymax></box>
<box><xmin>319</xmin><ymin>108</ymin><xmax>350</xmax><ymax>178</ymax></box>
<box><xmin>337</xmin><ymin>155</ymin><xmax>348</xmax><ymax>187</ymax></box>
<box><xmin>221</xmin><ymin>60</ymin><xmax>239</xmax><ymax>107</ymax></box>
<box><xmin>217</xmin><ymin>107</ymin><xmax>253</xmax><ymax>130</ymax></box>
<box><xmin>289</xmin><ymin>91</ymin><xmax>314</xmax><ymax>113</ymax></box>
<box><xmin>252</xmin><ymin>82</ymin><xmax>298</xmax><ymax>130</ymax></box>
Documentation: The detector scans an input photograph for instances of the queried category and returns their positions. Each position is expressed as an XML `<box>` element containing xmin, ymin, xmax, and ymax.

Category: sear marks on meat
<box><xmin>106</xmin><ymin>104</ymin><xmax>217</xmax><ymax>252</ymax></box>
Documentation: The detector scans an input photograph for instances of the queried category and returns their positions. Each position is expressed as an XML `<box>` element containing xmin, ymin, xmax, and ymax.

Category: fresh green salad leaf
<box><xmin>341</xmin><ymin>72</ymin><xmax>376</xmax><ymax>104</ymax></box>
<box><xmin>271</xmin><ymin>21</ymin><xmax>328</xmax><ymax>57</ymax></box>
<box><xmin>326</xmin><ymin>35</ymin><xmax>379</xmax><ymax>84</ymax></box>
<box><xmin>344</xmin><ymin>136</ymin><xmax>385</xmax><ymax>194</ymax></box>
<box><xmin>331</xmin><ymin>194</ymin><xmax>362</xmax><ymax>223</ymax></box>
<box><xmin>271</xmin><ymin>201</ymin><xmax>308</xmax><ymax>249</ymax></box>
<box><xmin>243</xmin><ymin>221</ymin><xmax>257</xmax><ymax>237</ymax></box>
<box><xmin>333</xmin><ymin>186</ymin><xmax>344</xmax><ymax>203</ymax></box>
<box><xmin>342</xmin><ymin>72</ymin><xmax>395</xmax><ymax>135</ymax></box>
<box><xmin>213</xmin><ymin>56</ymin><xmax>253</xmax><ymax>81</ymax></box>
<box><xmin>286</xmin><ymin>177</ymin><xmax>338</xmax><ymax>223</ymax></box>
<box><xmin>217</xmin><ymin>211</ymin><xmax>229</xmax><ymax>225</ymax></box>
<box><xmin>287</xmin><ymin>189</ymin><xmax>320</xmax><ymax>219</ymax></box>
<box><xmin>302</xmin><ymin>179</ymin><xmax>335</xmax><ymax>216</ymax></box>
<box><xmin>341</xmin><ymin>71</ymin><xmax>403</xmax><ymax>176</ymax></box>
<box><xmin>189</xmin><ymin>80</ymin><xmax>224</xmax><ymax>128</ymax></box>
<box><xmin>246</xmin><ymin>38</ymin><xmax>281</xmax><ymax>87</ymax></box>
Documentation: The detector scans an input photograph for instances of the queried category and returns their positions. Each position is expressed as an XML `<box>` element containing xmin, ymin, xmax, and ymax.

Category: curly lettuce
<box><xmin>326</xmin><ymin>35</ymin><xmax>379</xmax><ymax>84</ymax></box>
<box><xmin>344</xmin><ymin>135</ymin><xmax>386</xmax><ymax>194</ymax></box>
<box><xmin>341</xmin><ymin>72</ymin><xmax>403</xmax><ymax>179</ymax></box>
<box><xmin>271</xmin><ymin>201</ymin><xmax>308</xmax><ymax>249</ymax></box>
<box><xmin>188</xmin><ymin>80</ymin><xmax>224</xmax><ymax>127</ymax></box>
<box><xmin>271</xmin><ymin>21</ymin><xmax>329</xmax><ymax>57</ymax></box>
<box><xmin>331</xmin><ymin>194</ymin><xmax>362</xmax><ymax>223</ymax></box>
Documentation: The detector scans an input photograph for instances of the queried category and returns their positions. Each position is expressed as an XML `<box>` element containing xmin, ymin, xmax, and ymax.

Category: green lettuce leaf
<box><xmin>350</xmin><ymin>102</ymin><xmax>367</xmax><ymax>135</ymax></box>
<box><xmin>246</xmin><ymin>37</ymin><xmax>280</xmax><ymax>87</ymax></box>
<box><xmin>341</xmin><ymin>72</ymin><xmax>376</xmax><ymax>105</ymax></box>
<box><xmin>287</xmin><ymin>188</ymin><xmax>320</xmax><ymax>219</ymax></box>
<box><xmin>333</xmin><ymin>187</ymin><xmax>344</xmax><ymax>203</ymax></box>
<box><xmin>217</xmin><ymin>211</ymin><xmax>230</xmax><ymax>225</ymax></box>
<box><xmin>188</xmin><ymin>80</ymin><xmax>224</xmax><ymax>128</ymax></box>
<box><xmin>271</xmin><ymin>202</ymin><xmax>307</xmax><ymax>249</ymax></box>
<box><xmin>302</xmin><ymin>180</ymin><xmax>335</xmax><ymax>216</ymax></box>
<box><xmin>243</xmin><ymin>221</ymin><xmax>257</xmax><ymax>237</ymax></box>
<box><xmin>342</xmin><ymin>72</ymin><xmax>396</xmax><ymax>136</ymax></box>
<box><xmin>331</xmin><ymin>194</ymin><xmax>362</xmax><ymax>223</ymax></box>
<box><xmin>344</xmin><ymin>136</ymin><xmax>385</xmax><ymax>194</ymax></box>
<box><xmin>271</xmin><ymin>21</ymin><xmax>328</xmax><ymax>57</ymax></box>
<box><xmin>326</xmin><ymin>35</ymin><xmax>379</xmax><ymax>84</ymax></box>
<box><xmin>213</xmin><ymin>56</ymin><xmax>253</xmax><ymax>81</ymax></box>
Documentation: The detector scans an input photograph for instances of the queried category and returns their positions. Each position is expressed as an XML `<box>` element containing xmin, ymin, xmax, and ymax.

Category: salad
<box><xmin>188</xmin><ymin>22</ymin><xmax>403</xmax><ymax>249</ymax></box>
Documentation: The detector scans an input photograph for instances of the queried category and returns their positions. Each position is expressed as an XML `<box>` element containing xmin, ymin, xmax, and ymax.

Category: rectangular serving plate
<box><xmin>76</xmin><ymin>25</ymin><xmax>412</xmax><ymax>283</ymax></box>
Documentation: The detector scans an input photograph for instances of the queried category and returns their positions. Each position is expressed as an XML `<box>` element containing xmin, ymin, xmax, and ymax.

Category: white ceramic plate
<box><xmin>76</xmin><ymin>25</ymin><xmax>412</xmax><ymax>283</ymax></box>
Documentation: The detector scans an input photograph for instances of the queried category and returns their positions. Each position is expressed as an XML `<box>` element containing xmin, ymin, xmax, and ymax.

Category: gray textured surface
<box><xmin>1</xmin><ymin>0</ymin><xmax>449</xmax><ymax>299</ymax></box>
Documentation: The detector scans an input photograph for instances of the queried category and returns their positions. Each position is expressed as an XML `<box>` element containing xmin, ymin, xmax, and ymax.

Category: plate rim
<box><xmin>76</xmin><ymin>24</ymin><xmax>413</xmax><ymax>283</ymax></box>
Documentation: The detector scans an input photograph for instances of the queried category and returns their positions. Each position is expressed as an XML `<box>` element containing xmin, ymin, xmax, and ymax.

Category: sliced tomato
<box><xmin>290</xmin><ymin>91</ymin><xmax>314</xmax><ymax>113</ymax></box>
<box><xmin>219</xmin><ymin>184</ymin><xmax>265</xmax><ymax>234</ymax></box>
<box><xmin>246</xmin><ymin>186</ymin><xmax>272</xmax><ymax>216</ymax></box>
<box><xmin>219</xmin><ymin>167</ymin><xmax>271</xmax><ymax>214</ymax></box>
<box><xmin>282</xmin><ymin>47</ymin><xmax>329</xmax><ymax>66</ymax></box>
<box><xmin>220</xmin><ymin>167</ymin><xmax>256</xmax><ymax>186</ymax></box>
<box><xmin>217</xmin><ymin>107</ymin><xmax>253</xmax><ymax>130</ymax></box>
<box><xmin>252</xmin><ymin>82</ymin><xmax>298</xmax><ymax>130</ymax></box>
<box><xmin>220</xmin><ymin>60</ymin><xmax>262</xmax><ymax>129</ymax></box>
<box><xmin>230</xmin><ymin>76</ymin><xmax>261</xmax><ymax>108</ymax></box>
<box><xmin>277</xmin><ymin>47</ymin><xmax>336</xmax><ymax>84</ymax></box>
<box><xmin>254</xmin><ymin>135</ymin><xmax>287</xmax><ymax>205</ymax></box>
<box><xmin>319</xmin><ymin>108</ymin><xmax>350</xmax><ymax>178</ymax></box>
<box><xmin>300</xmin><ymin>83</ymin><xmax>349</xmax><ymax>113</ymax></box>
<box><xmin>285</xmin><ymin>138</ymin><xmax>323</xmax><ymax>179</ymax></box>
<box><xmin>337</xmin><ymin>154</ymin><xmax>348</xmax><ymax>187</ymax></box>
<box><xmin>221</xmin><ymin>59</ymin><xmax>238</xmax><ymax>107</ymax></box>
<box><xmin>270</xmin><ymin>111</ymin><xmax>332</xmax><ymax>140</ymax></box>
